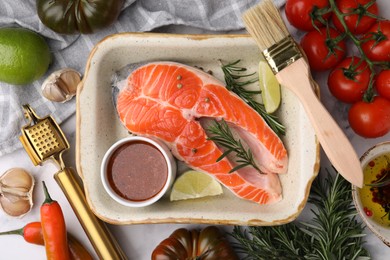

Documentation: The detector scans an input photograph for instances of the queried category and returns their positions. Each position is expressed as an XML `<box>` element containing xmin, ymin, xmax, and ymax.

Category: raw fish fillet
<box><xmin>114</xmin><ymin>62</ymin><xmax>288</xmax><ymax>204</ymax></box>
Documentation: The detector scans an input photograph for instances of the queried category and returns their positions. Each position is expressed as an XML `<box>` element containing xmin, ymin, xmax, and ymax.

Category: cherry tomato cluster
<box><xmin>285</xmin><ymin>0</ymin><xmax>390</xmax><ymax>138</ymax></box>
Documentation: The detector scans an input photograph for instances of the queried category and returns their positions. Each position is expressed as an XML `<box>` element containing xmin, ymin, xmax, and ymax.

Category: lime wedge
<box><xmin>258</xmin><ymin>60</ymin><xmax>281</xmax><ymax>113</ymax></box>
<box><xmin>170</xmin><ymin>170</ymin><xmax>223</xmax><ymax>201</ymax></box>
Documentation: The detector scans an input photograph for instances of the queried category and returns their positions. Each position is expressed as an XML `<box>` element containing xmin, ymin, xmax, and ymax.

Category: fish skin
<box><xmin>114</xmin><ymin>61</ymin><xmax>288</xmax><ymax>204</ymax></box>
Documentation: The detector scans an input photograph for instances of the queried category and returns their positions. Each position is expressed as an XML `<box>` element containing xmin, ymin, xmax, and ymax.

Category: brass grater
<box><xmin>20</xmin><ymin>105</ymin><xmax>69</xmax><ymax>168</ymax></box>
<box><xmin>20</xmin><ymin>104</ymin><xmax>127</xmax><ymax>260</ymax></box>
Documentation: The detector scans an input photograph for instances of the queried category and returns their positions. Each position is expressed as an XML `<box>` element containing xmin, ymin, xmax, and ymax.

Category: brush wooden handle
<box><xmin>276</xmin><ymin>58</ymin><xmax>363</xmax><ymax>187</ymax></box>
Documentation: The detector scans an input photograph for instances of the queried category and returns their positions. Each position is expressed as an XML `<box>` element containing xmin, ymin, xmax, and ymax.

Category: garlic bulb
<box><xmin>41</xmin><ymin>68</ymin><xmax>81</xmax><ymax>103</ymax></box>
<box><xmin>0</xmin><ymin>168</ymin><xmax>35</xmax><ymax>217</ymax></box>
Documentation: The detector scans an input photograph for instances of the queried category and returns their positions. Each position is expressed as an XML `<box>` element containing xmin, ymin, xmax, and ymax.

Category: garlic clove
<box><xmin>0</xmin><ymin>168</ymin><xmax>35</xmax><ymax>218</ymax></box>
<box><xmin>41</xmin><ymin>68</ymin><xmax>81</xmax><ymax>103</ymax></box>
<box><xmin>0</xmin><ymin>168</ymin><xmax>34</xmax><ymax>188</ymax></box>
<box><xmin>0</xmin><ymin>196</ymin><xmax>32</xmax><ymax>217</ymax></box>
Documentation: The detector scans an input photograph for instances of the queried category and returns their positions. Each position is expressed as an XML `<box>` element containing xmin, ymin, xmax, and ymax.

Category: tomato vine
<box><xmin>285</xmin><ymin>0</ymin><xmax>390</xmax><ymax>138</ymax></box>
<box><xmin>328</xmin><ymin>0</ymin><xmax>388</xmax><ymax>101</ymax></box>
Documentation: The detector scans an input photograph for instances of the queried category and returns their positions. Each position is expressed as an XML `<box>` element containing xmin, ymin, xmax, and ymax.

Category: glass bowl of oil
<box><xmin>352</xmin><ymin>141</ymin><xmax>390</xmax><ymax>247</ymax></box>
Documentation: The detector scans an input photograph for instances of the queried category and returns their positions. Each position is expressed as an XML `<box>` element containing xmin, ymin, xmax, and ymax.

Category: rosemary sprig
<box><xmin>366</xmin><ymin>155</ymin><xmax>390</xmax><ymax>188</ymax></box>
<box><xmin>220</xmin><ymin>60</ymin><xmax>286</xmax><ymax>136</ymax></box>
<box><xmin>366</xmin><ymin>173</ymin><xmax>390</xmax><ymax>187</ymax></box>
<box><xmin>207</xmin><ymin>119</ymin><xmax>261</xmax><ymax>173</ymax></box>
<box><xmin>231</xmin><ymin>170</ymin><xmax>370</xmax><ymax>260</ymax></box>
<box><xmin>232</xmin><ymin>224</ymin><xmax>312</xmax><ymax>259</ymax></box>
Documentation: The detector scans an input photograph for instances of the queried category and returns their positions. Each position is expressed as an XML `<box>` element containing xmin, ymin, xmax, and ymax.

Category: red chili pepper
<box><xmin>41</xmin><ymin>181</ymin><xmax>71</xmax><ymax>260</ymax></box>
<box><xmin>0</xmin><ymin>222</ymin><xmax>43</xmax><ymax>245</ymax></box>
<box><xmin>67</xmin><ymin>233</ymin><xmax>94</xmax><ymax>260</ymax></box>
<box><xmin>0</xmin><ymin>222</ymin><xmax>93</xmax><ymax>260</ymax></box>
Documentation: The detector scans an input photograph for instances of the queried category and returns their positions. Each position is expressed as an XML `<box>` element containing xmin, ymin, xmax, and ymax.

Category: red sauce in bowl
<box><xmin>106</xmin><ymin>141</ymin><xmax>168</xmax><ymax>201</ymax></box>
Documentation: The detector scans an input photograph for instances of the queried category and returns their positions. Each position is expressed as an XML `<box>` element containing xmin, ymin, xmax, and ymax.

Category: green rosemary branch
<box><xmin>366</xmin><ymin>155</ymin><xmax>390</xmax><ymax>188</ymax></box>
<box><xmin>207</xmin><ymin>119</ymin><xmax>261</xmax><ymax>173</ymax></box>
<box><xmin>220</xmin><ymin>60</ymin><xmax>286</xmax><ymax>136</ymax></box>
<box><xmin>366</xmin><ymin>173</ymin><xmax>390</xmax><ymax>187</ymax></box>
<box><xmin>231</xmin><ymin>170</ymin><xmax>370</xmax><ymax>260</ymax></box>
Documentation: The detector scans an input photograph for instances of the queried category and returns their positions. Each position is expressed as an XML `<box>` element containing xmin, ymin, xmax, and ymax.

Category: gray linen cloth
<box><xmin>0</xmin><ymin>0</ymin><xmax>285</xmax><ymax>156</ymax></box>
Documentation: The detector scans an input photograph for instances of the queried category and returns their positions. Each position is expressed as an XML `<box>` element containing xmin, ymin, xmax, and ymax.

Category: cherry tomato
<box><xmin>300</xmin><ymin>27</ymin><xmax>346</xmax><ymax>71</ymax></box>
<box><xmin>361</xmin><ymin>20</ymin><xmax>390</xmax><ymax>62</ymax></box>
<box><xmin>285</xmin><ymin>0</ymin><xmax>330</xmax><ymax>31</ymax></box>
<box><xmin>331</xmin><ymin>0</ymin><xmax>378</xmax><ymax>35</ymax></box>
<box><xmin>375</xmin><ymin>70</ymin><xmax>390</xmax><ymax>100</ymax></box>
<box><xmin>348</xmin><ymin>96</ymin><xmax>390</xmax><ymax>138</ymax></box>
<box><xmin>328</xmin><ymin>57</ymin><xmax>370</xmax><ymax>103</ymax></box>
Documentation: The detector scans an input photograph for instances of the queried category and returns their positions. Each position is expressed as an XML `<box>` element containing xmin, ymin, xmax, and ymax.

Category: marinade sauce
<box><xmin>107</xmin><ymin>141</ymin><xmax>168</xmax><ymax>201</ymax></box>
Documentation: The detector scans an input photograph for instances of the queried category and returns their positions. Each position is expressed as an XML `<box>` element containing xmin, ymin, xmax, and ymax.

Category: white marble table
<box><xmin>1</xmin><ymin>1</ymin><xmax>390</xmax><ymax>259</ymax></box>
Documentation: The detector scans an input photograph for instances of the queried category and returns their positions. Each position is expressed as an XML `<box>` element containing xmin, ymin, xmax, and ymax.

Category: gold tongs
<box><xmin>19</xmin><ymin>104</ymin><xmax>127</xmax><ymax>260</ymax></box>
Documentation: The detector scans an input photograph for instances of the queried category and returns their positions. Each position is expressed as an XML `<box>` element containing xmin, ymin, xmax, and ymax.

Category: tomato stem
<box><xmin>310</xmin><ymin>6</ymin><xmax>330</xmax><ymax>31</ymax></box>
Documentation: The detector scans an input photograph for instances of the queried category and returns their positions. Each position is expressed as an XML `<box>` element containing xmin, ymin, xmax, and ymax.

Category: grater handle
<box><xmin>54</xmin><ymin>167</ymin><xmax>127</xmax><ymax>260</ymax></box>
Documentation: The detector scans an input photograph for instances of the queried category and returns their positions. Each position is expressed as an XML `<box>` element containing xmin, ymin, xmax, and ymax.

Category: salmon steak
<box><xmin>114</xmin><ymin>61</ymin><xmax>288</xmax><ymax>204</ymax></box>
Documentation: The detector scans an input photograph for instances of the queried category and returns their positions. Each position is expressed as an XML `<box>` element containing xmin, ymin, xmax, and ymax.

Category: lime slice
<box><xmin>258</xmin><ymin>60</ymin><xmax>281</xmax><ymax>113</ymax></box>
<box><xmin>170</xmin><ymin>170</ymin><xmax>223</xmax><ymax>201</ymax></box>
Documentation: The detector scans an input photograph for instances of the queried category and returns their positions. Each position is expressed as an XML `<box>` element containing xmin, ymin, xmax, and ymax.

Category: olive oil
<box><xmin>359</xmin><ymin>152</ymin><xmax>390</xmax><ymax>227</ymax></box>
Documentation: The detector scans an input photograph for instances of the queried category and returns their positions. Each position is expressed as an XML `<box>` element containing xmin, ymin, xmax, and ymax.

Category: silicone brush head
<box><xmin>19</xmin><ymin>104</ymin><xmax>69</xmax><ymax>168</ymax></box>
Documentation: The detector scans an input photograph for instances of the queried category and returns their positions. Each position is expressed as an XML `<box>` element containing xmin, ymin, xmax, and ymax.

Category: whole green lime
<box><xmin>0</xmin><ymin>27</ymin><xmax>51</xmax><ymax>85</ymax></box>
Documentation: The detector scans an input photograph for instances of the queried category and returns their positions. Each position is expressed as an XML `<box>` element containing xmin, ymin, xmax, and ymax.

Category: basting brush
<box><xmin>242</xmin><ymin>0</ymin><xmax>363</xmax><ymax>187</ymax></box>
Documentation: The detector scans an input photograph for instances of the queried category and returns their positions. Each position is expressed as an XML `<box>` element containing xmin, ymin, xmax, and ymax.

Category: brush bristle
<box><xmin>242</xmin><ymin>0</ymin><xmax>289</xmax><ymax>51</ymax></box>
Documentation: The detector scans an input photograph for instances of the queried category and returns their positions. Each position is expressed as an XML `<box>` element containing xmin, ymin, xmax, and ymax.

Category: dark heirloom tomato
<box><xmin>348</xmin><ymin>96</ymin><xmax>390</xmax><ymax>138</ymax></box>
<box><xmin>285</xmin><ymin>0</ymin><xmax>331</xmax><ymax>31</ymax></box>
<box><xmin>328</xmin><ymin>57</ymin><xmax>370</xmax><ymax>103</ymax></box>
<box><xmin>331</xmin><ymin>0</ymin><xmax>378</xmax><ymax>35</ymax></box>
<box><xmin>36</xmin><ymin>0</ymin><xmax>125</xmax><ymax>34</ymax></box>
<box><xmin>361</xmin><ymin>20</ymin><xmax>390</xmax><ymax>62</ymax></box>
<box><xmin>300</xmin><ymin>27</ymin><xmax>346</xmax><ymax>71</ymax></box>
<box><xmin>151</xmin><ymin>226</ymin><xmax>238</xmax><ymax>260</ymax></box>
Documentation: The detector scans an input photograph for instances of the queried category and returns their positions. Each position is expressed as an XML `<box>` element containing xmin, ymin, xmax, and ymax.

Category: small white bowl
<box><xmin>352</xmin><ymin>141</ymin><xmax>390</xmax><ymax>247</ymax></box>
<box><xmin>101</xmin><ymin>136</ymin><xmax>176</xmax><ymax>207</ymax></box>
